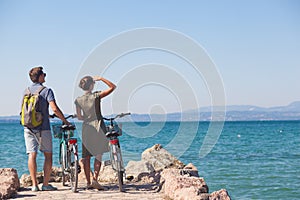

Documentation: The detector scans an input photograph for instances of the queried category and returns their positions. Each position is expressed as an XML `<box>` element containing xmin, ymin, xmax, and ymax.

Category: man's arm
<box><xmin>49</xmin><ymin>100</ymin><xmax>70</xmax><ymax>125</ymax></box>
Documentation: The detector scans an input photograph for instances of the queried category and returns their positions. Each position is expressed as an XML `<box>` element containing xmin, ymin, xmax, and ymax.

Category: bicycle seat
<box><xmin>106</xmin><ymin>130</ymin><xmax>120</xmax><ymax>137</ymax></box>
<box><xmin>62</xmin><ymin>124</ymin><xmax>76</xmax><ymax>131</ymax></box>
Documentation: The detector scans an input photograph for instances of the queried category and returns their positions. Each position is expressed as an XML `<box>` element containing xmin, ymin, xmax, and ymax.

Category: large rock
<box><xmin>125</xmin><ymin>144</ymin><xmax>185</xmax><ymax>181</ymax></box>
<box><xmin>160</xmin><ymin>167</ymin><xmax>231</xmax><ymax>200</ymax></box>
<box><xmin>160</xmin><ymin>168</ymin><xmax>208</xmax><ymax>200</ymax></box>
<box><xmin>98</xmin><ymin>164</ymin><xmax>118</xmax><ymax>183</ymax></box>
<box><xmin>141</xmin><ymin>144</ymin><xmax>185</xmax><ymax>171</ymax></box>
<box><xmin>20</xmin><ymin>169</ymin><xmax>59</xmax><ymax>187</ymax></box>
<box><xmin>0</xmin><ymin>168</ymin><xmax>20</xmax><ymax>199</ymax></box>
<box><xmin>125</xmin><ymin>160</ymin><xmax>155</xmax><ymax>179</ymax></box>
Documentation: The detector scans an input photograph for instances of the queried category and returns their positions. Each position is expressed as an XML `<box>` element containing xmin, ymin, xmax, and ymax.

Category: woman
<box><xmin>75</xmin><ymin>75</ymin><xmax>116</xmax><ymax>190</ymax></box>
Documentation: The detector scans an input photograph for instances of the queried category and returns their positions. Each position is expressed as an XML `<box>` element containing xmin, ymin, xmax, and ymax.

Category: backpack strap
<box><xmin>25</xmin><ymin>87</ymin><xmax>31</xmax><ymax>95</ymax></box>
<box><xmin>36</xmin><ymin>86</ymin><xmax>45</xmax><ymax>94</ymax></box>
<box><xmin>26</xmin><ymin>86</ymin><xmax>45</xmax><ymax>95</ymax></box>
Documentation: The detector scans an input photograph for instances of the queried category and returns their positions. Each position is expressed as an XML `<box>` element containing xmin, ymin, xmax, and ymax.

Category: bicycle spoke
<box><xmin>60</xmin><ymin>143</ymin><xmax>67</xmax><ymax>186</ymax></box>
<box><xmin>69</xmin><ymin>144</ymin><xmax>78</xmax><ymax>192</ymax></box>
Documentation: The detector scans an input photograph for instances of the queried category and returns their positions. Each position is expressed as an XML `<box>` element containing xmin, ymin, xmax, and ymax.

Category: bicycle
<box><xmin>103</xmin><ymin>112</ymin><xmax>131</xmax><ymax>192</ymax></box>
<box><xmin>51</xmin><ymin>114</ymin><xmax>80</xmax><ymax>193</ymax></box>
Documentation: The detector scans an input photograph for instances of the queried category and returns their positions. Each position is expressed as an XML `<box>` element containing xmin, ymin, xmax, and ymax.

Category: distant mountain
<box><xmin>0</xmin><ymin>115</ymin><xmax>20</xmax><ymax>122</ymax></box>
<box><xmin>140</xmin><ymin>101</ymin><xmax>300</xmax><ymax>121</ymax></box>
<box><xmin>1</xmin><ymin>102</ymin><xmax>300</xmax><ymax>122</ymax></box>
<box><xmin>185</xmin><ymin>101</ymin><xmax>300</xmax><ymax>121</ymax></box>
<box><xmin>199</xmin><ymin>101</ymin><xmax>300</xmax><ymax>121</ymax></box>
<box><xmin>197</xmin><ymin>101</ymin><xmax>300</xmax><ymax>113</ymax></box>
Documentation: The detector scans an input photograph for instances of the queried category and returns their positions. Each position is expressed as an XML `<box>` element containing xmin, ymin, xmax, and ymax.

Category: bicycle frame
<box><xmin>51</xmin><ymin>114</ymin><xmax>79</xmax><ymax>193</ymax></box>
<box><xmin>107</xmin><ymin>131</ymin><xmax>124</xmax><ymax>172</ymax></box>
<box><xmin>59</xmin><ymin>129</ymin><xmax>78</xmax><ymax>169</ymax></box>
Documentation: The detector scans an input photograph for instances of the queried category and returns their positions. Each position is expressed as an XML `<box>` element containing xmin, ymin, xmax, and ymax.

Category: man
<box><xmin>23</xmin><ymin>66</ymin><xmax>70</xmax><ymax>191</ymax></box>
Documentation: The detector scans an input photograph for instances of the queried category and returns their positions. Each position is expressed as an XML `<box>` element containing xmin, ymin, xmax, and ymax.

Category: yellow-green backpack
<box><xmin>20</xmin><ymin>86</ymin><xmax>45</xmax><ymax>128</ymax></box>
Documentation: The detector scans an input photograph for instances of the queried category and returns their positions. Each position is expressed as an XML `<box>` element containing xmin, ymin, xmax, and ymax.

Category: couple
<box><xmin>23</xmin><ymin>66</ymin><xmax>116</xmax><ymax>191</ymax></box>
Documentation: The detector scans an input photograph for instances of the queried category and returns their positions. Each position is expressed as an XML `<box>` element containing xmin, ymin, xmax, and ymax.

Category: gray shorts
<box><xmin>24</xmin><ymin>128</ymin><xmax>52</xmax><ymax>153</ymax></box>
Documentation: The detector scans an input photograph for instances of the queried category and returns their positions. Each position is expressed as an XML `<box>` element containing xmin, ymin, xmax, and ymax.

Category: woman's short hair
<box><xmin>79</xmin><ymin>76</ymin><xmax>94</xmax><ymax>91</ymax></box>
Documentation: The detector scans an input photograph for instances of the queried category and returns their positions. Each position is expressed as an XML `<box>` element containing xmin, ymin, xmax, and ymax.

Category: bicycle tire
<box><xmin>69</xmin><ymin>144</ymin><xmax>79</xmax><ymax>192</ymax></box>
<box><xmin>109</xmin><ymin>144</ymin><xmax>117</xmax><ymax>170</ymax></box>
<box><xmin>117</xmin><ymin>171</ymin><xmax>124</xmax><ymax>192</ymax></box>
<box><xmin>111</xmin><ymin>144</ymin><xmax>124</xmax><ymax>192</ymax></box>
<box><xmin>60</xmin><ymin>143</ymin><xmax>67</xmax><ymax>186</ymax></box>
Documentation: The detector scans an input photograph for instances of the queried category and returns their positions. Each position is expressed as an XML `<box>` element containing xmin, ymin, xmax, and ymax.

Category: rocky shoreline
<box><xmin>1</xmin><ymin>144</ymin><xmax>231</xmax><ymax>200</ymax></box>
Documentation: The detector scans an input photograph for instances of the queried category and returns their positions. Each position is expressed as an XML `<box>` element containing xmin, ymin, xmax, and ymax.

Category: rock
<box><xmin>182</xmin><ymin>163</ymin><xmax>200</xmax><ymax>177</ymax></box>
<box><xmin>98</xmin><ymin>164</ymin><xmax>118</xmax><ymax>183</ymax></box>
<box><xmin>78</xmin><ymin>158</ymin><xmax>91</xmax><ymax>183</ymax></box>
<box><xmin>125</xmin><ymin>160</ymin><xmax>155</xmax><ymax>179</ymax></box>
<box><xmin>20</xmin><ymin>166</ymin><xmax>66</xmax><ymax>187</ymax></box>
<box><xmin>135</xmin><ymin>171</ymin><xmax>161</xmax><ymax>185</ymax></box>
<box><xmin>160</xmin><ymin>168</ymin><xmax>231</xmax><ymax>200</ymax></box>
<box><xmin>160</xmin><ymin>168</ymin><xmax>208</xmax><ymax>200</ymax></box>
<box><xmin>141</xmin><ymin>144</ymin><xmax>185</xmax><ymax>171</ymax></box>
<box><xmin>77</xmin><ymin>158</ymin><xmax>117</xmax><ymax>183</ymax></box>
<box><xmin>123</xmin><ymin>144</ymin><xmax>231</xmax><ymax>200</ymax></box>
<box><xmin>184</xmin><ymin>163</ymin><xmax>198</xmax><ymax>170</ymax></box>
<box><xmin>99</xmin><ymin>144</ymin><xmax>184</xmax><ymax>184</ymax></box>
<box><xmin>49</xmin><ymin>166</ymin><xmax>63</xmax><ymax>183</ymax></box>
<box><xmin>19</xmin><ymin>172</ymin><xmax>43</xmax><ymax>187</ymax></box>
<box><xmin>19</xmin><ymin>174</ymin><xmax>31</xmax><ymax>187</ymax></box>
<box><xmin>124</xmin><ymin>144</ymin><xmax>186</xmax><ymax>181</ymax></box>
<box><xmin>210</xmin><ymin>189</ymin><xmax>231</xmax><ymax>200</ymax></box>
<box><xmin>0</xmin><ymin>168</ymin><xmax>20</xmax><ymax>199</ymax></box>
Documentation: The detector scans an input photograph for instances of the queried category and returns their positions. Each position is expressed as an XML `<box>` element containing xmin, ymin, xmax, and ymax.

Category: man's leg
<box><xmin>28</xmin><ymin>152</ymin><xmax>38</xmax><ymax>186</ymax></box>
<box><xmin>43</xmin><ymin>152</ymin><xmax>52</xmax><ymax>186</ymax></box>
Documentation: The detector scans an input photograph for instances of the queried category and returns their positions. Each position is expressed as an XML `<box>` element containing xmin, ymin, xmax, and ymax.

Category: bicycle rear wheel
<box><xmin>60</xmin><ymin>143</ymin><xmax>67</xmax><ymax>186</ymax></box>
<box><xmin>69</xmin><ymin>143</ymin><xmax>79</xmax><ymax>192</ymax></box>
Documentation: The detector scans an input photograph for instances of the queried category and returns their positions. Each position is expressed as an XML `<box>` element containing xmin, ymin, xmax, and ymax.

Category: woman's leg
<box><xmin>83</xmin><ymin>156</ymin><xmax>91</xmax><ymax>185</ymax></box>
<box><xmin>93</xmin><ymin>154</ymin><xmax>102</xmax><ymax>181</ymax></box>
<box><xmin>91</xmin><ymin>154</ymin><xmax>106</xmax><ymax>190</ymax></box>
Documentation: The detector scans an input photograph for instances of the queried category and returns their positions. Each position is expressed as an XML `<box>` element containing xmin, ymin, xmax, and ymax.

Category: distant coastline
<box><xmin>2</xmin><ymin>101</ymin><xmax>300</xmax><ymax>122</ymax></box>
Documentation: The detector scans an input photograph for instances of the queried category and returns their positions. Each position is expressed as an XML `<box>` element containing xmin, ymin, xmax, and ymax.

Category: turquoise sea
<box><xmin>0</xmin><ymin>120</ymin><xmax>299</xmax><ymax>199</ymax></box>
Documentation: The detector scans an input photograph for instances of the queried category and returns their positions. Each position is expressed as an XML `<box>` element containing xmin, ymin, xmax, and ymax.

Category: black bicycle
<box><xmin>51</xmin><ymin>114</ymin><xmax>80</xmax><ymax>192</ymax></box>
<box><xmin>103</xmin><ymin>112</ymin><xmax>131</xmax><ymax>192</ymax></box>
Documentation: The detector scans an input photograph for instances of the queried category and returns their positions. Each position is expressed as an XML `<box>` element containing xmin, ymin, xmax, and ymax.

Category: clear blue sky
<box><xmin>0</xmin><ymin>0</ymin><xmax>299</xmax><ymax>116</ymax></box>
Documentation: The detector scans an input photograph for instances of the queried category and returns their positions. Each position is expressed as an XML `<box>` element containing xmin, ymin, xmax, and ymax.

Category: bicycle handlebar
<box><xmin>103</xmin><ymin>112</ymin><xmax>131</xmax><ymax>121</ymax></box>
<box><xmin>50</xmin><ymin>114</ymin><xmax>77</xmax><ymax>130</ymax></box>
<box><xmin>49</xmin><ymin>114</ymin><xmax>77</xmax><ymax>120</ymax></box>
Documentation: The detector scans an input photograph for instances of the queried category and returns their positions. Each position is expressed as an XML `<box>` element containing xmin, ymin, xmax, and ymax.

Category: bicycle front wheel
<box><xmin>60</xmin><ymin>143</ymin><xmax>67</xmax><ymax>186</ymax></box>
<box><xmin>110</xmin><ymin>143</ymin><xmax>124</xmax><ymax>192</ymax></box>
<box><xmin>69</xmin><ymin>143</ymin><xmax>79</xmax><ymax>192</ymax></box>
<box><xmin>117</xmin><ymin>170</ymin><xmax>124</xmax><ymax>191</ymax></box>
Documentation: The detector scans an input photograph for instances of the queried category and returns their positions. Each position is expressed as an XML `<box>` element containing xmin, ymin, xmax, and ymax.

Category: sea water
<box><xmin>0</xmin><ymin>120</ymin><xmax>299</xmax><ymax>199</ymax></box>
